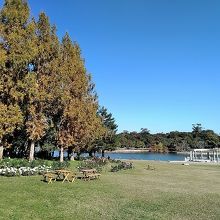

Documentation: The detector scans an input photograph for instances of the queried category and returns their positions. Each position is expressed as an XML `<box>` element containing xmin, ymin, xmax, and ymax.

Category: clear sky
<box><xmin>1</xmin><ymin>0</ymin><xmax>220</xmax><ymax>134</ymax></box>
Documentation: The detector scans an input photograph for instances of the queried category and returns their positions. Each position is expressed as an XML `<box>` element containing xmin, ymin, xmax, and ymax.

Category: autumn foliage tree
<box><xmin>51</xmin><ymin>34</ymin><xmax>104</xmax><ymax>162</ymax></box>
<box><xmin>0</xmin><ymin>104</ymin><xmax>22</xmax><ymax>159</ymax></box>
<box><xmin>0</xmin><ymin>0</ymin><xmax>35</xmax><ymax>159</ymax></box>
<box><xmin>0</xmin><ymin>0</ymin><xmax>105</xmax><ymax>161</ymax></box>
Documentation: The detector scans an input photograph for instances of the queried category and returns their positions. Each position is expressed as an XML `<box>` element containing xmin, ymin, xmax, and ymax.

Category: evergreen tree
<box><xmin>96</xmin><ymin>107</ymin><xmax>118</xmax><ymax>157</ymax></box>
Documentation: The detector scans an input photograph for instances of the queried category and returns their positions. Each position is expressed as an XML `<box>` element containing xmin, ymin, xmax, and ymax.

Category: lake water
<box><xmin>96</xmin><ymin>152</ymin><xmax>187</xmax><ymax>161</ymax></box>
<box><xmin>54</xmin><ymin>151</ymin><xmax>187</xmax><ymax>161</ymax></box>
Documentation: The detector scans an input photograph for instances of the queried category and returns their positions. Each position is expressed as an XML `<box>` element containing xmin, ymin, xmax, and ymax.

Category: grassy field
<box><xmin>0</xmin><ymin>160</ymin><xmax>220</xmax><ymax>220</ymax></box>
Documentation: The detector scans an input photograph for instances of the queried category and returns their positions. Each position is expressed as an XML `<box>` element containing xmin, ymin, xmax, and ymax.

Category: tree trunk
<box><xmin>51</xmin><ymin>151</ymin><xmax>54</xmax><ymax>159</ymax></box>
<box><xmin>101</xmin><ymin>149</ymin><xmax>105</xmax><ymax>157</ymax></box>
<box><xmin>89</xmin><ymin>151</ymin><xmax>93</xmax><ymax>157</ymax></box>
<box><xmin>0</xmin><ymin>145</ymin><xmax>3</xmax><ymax>160</ymax></box>
<box><xmin>60</xmin><ymin>146</ymin><xmax>64</xmax><ymax>162</ymax></box>
<box><xmin>29</xmin><ymin>141</ymin><xmax>35</xmax><ymax>161</ymax></box>
<box><xmin>70</xmin><ymin>153</ymin><xmax>75</xmax><ymax>161</ymax></box>
<box><xmin>76</xmin><ymin>152</ymin><xmax>80</xmax><ymax>160</ymax></box>
<box><xmin>67</xmin><ymin>147</ymin><xmax>73</xmax><ymax>160</ymax></box>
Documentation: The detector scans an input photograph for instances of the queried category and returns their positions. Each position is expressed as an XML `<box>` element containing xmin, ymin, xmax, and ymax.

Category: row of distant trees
<box><xmin>0</xmin><ymin>0</ymin><xmax>118</xmax><ymax>161</ymax></box>
<box><xmin>114</xmin><ymin>124</ymin><xmax>220</xmax><ymax>152</ymax></box>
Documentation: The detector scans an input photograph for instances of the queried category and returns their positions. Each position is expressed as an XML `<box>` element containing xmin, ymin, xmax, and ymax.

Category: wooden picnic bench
<box><xmin>43</xmin><ymin>172</ymin><xmax>57</xmax><ymax>184</ymax></box>
<box><xmin>55</xmin><ymin>170</ymin><xmax>76</xmax><ymax>183</ymax></box>
<box><xmin>81</xmin><ymin>169</ymin><xmax>101</xmax><ymax>181</ymax></box>
<box><xmin>86</xmin><ymin>173</ymin><xmax>101</xmax><ymax>180</ymax></box>
<box><xmin>43</xmin><ymin>170</ymin><xmax>76</xmax><ymax>184</ymax></box>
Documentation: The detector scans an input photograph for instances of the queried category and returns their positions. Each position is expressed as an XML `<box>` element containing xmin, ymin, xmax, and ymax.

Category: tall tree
<box><xmin>25</xmin><ymin>12</ymin><xmax>60</xmax><ymax>161</ymax></box>
<box><xmin>97</xmin><ymin>106</ymin><xmax>118</xmax><ymax>157</ymax></box>
<box><xmin>192</xmin><ymin>123</ymin><xmax>203</xmax><ymax>134</ymax></box>
<box><xmin>0</xmin><ymin>0</ymin><xmax>36</xmax><ymax>159</ymax></box>
<box><xmin>51</xmin><ymin>33</ymin><xmax>103</xmax><ymax>162</ymax></box>
<box><xmin>0</xmin><ymin>1</ymin><xmax>105</xmax><ymax>162</ymax></box>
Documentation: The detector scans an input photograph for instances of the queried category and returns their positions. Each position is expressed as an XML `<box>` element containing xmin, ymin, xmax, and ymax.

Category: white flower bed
<box><xmin>0</xmin><ymin>165</ymin><xmax>52</xmax><ymax>177</ymax></box>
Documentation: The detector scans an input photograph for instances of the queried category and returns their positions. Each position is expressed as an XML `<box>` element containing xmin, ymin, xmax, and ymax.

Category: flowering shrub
<box><xmin>0</xmin><ymin>158</ymin><xmax>29</xmax><ymax>168</ymax></box>
<box><xmin>0</xmin><ymin>159</ymin><xmax>70</xmax><ymax>177</ymax></box>
<box><xmin>0</xmin><ymin>165</ymin><xmax>52</xmax><ymax>177</ymax></box>
<box><xmin>0</xmin><ymin>158</ymin><xmax>50</xmax><ymax>169</ymax></box>
<box><xmin>0</xmin><ymin>159</ymin><xmax>57</xmax><ymax>177</ymax></box>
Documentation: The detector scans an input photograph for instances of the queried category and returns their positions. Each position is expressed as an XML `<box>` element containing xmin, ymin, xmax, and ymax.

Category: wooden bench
<box><xmin>43</xmin><ymin>173</ymin><xmax>57</xmax><ymax>184</ymax></box>
<box><xmin>67</xmin><ymin>172</ymin><xmax>76</xmax><ymax>183</ymax></box>
<box><xmin>86</xmin><ymin>173</ymin><xmax>101</xmax><ymax>180</ymax></box>
<box><xmin>80</xmin><ymin>169</ymin><xmax>101</xmax><ymax>181</ymax></box>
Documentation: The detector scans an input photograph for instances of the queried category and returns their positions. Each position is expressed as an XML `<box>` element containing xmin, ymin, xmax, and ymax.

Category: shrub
<box><xmin>0</xmin><ymin>158</ymin><xmax>52</xmax><ymax>177</ymax></box>
<box><xmin>0</xmin><ymin>158</ymin><xmax>51</xmax><ymax>169</ymax></box>
<box><xmin>0</xmin><ymin>158</ymin><xmax>70</xmax><ymax>177</ymax></box>
<box><xmin>77</xmin><ymin>157</ymin><xmax>108</xmax><ymax>172</ymax></box>
<box><xmin>0</xmin><ymin>158</ymin><xmax>29</xmax><ymax>168</ymax></box>
<box><xmin>29</xmin><ymin>159</ymin><xmax>50</xmax><ymax>168</ymax></box>
<box><xmin>51</xmin><ymin>161</ymin><xmax>70</xmax><ymax>170</ymax></box>
<box><xmin>110</xmin><ymin>161</ymin><xmax>133</xmax><ymax>172</ymax></box>
<box><xmin>0</xmin><ymin>165</ymin><xmax>52</xmax><ymax>177</ymax></box>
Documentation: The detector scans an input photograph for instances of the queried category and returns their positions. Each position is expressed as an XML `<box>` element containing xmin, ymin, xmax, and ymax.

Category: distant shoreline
<box><xmin>107</xmin><ymin>149</ymin><xmax>149</xmax><ymax>153</ymax></box>
<box><xmin>106</xmin><ymin>149</ymin><xmax>190</xmax><ymax>154</ymax></box>
<box><xmin>176</xmin><ymin>151</ymin><xmax>190</xmax><ymax>155</ymax></box>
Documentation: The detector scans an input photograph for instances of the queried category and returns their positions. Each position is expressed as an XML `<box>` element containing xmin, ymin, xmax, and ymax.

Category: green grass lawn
<box><xmin>0</xmin><ymin>161</ymin><xmax>220</xmax><ymax>220</ymax></box>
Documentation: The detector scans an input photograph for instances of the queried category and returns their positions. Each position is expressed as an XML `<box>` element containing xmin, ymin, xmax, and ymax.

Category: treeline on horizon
<box><xmin>114</xmin><ymin>124</ymin><xmax>220</xmax><ymax>153</ymax></box>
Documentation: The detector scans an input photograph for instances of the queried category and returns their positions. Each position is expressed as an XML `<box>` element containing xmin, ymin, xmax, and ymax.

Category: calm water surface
<box><xmin>54</xmin><ymin>151</ymin><xmax>187</xmax><ymax>161</ymax></box>
<box><xmin>96</xmin><ymin>152</ymin><xmax>187</xmax><ymax>161</ymax></box>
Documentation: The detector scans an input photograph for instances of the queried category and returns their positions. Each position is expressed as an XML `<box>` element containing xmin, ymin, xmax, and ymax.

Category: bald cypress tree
<box><xmin>0</xmin><ymin>0</ymin><xmax>105</xmax><ymax>161</ymax></box>
<box><xmin>25</xmin><ymin>13</ymin><xmax>60</xmax><ymax>161</ymax></box>
<box><xmin>0</xmin><ymin>0</ymin><xmax>37</xmax><ymax>159</ymax></box>
<box><xmin>51</xmin><ymin>34</ymin><xmax>104</xmax><ymax>162</ymax></box>
<box><xmin>0</xmin><ymin>104</ymin><xmax>22</xmax><ymax>159</ymax></box>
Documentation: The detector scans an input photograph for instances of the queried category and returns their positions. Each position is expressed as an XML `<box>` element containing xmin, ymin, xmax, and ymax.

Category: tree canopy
<box><xmin>0</xmin><ymin>0</ymin><xmax>105</xmax><ymax>161</ymax></box>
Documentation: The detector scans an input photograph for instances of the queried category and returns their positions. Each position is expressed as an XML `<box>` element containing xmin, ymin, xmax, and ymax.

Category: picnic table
<box><xmin>43</xmin><ymin>172</ymin><xmax>57</xmax><ymax>184</ymax></box>
<box><xmin>55</xmin><ymin>169</ymin><xmax>75</xmax><ymax>183</ymax></box>
<box><xmin>43</xmin><ymin>169</ymin><xmax>76</xmax><ymax>184</ymax></box>
<box><xmin>81</xmin><ymin>168</ymin><xmax>101</xmax><ymax>180</ymax></box>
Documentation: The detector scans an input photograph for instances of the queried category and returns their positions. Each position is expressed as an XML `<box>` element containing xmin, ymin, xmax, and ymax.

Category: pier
<box><xmin>189</xmin><ymin>148</ymin><xmax>220</xmax><ymax>162</ymax></box>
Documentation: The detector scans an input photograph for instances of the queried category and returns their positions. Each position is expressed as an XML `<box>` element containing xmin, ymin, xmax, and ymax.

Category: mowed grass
<box><xmin>0</xmin><ymin>161</ymin><xmax>220</xmax><ymax>220</ymax></box>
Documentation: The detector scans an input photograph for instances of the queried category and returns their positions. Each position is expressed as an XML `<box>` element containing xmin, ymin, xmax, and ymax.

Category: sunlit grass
<box><xmin>0</xmin><ymin>161</ymin><xmax>220</xmax><ymax>220</ymax></box>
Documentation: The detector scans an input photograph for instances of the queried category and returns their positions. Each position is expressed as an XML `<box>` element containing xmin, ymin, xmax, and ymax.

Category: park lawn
<box><xmin>0</xmin><ymin>161</ymin><xmax>220</xmax><ymax>220</ymax></box>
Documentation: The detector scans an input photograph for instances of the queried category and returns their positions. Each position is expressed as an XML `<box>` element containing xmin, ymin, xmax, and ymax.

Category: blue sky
<box><xmin>1</xmin><ymin>0</ymin><xmax>220</xmax><ymax>133</ymax></box>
